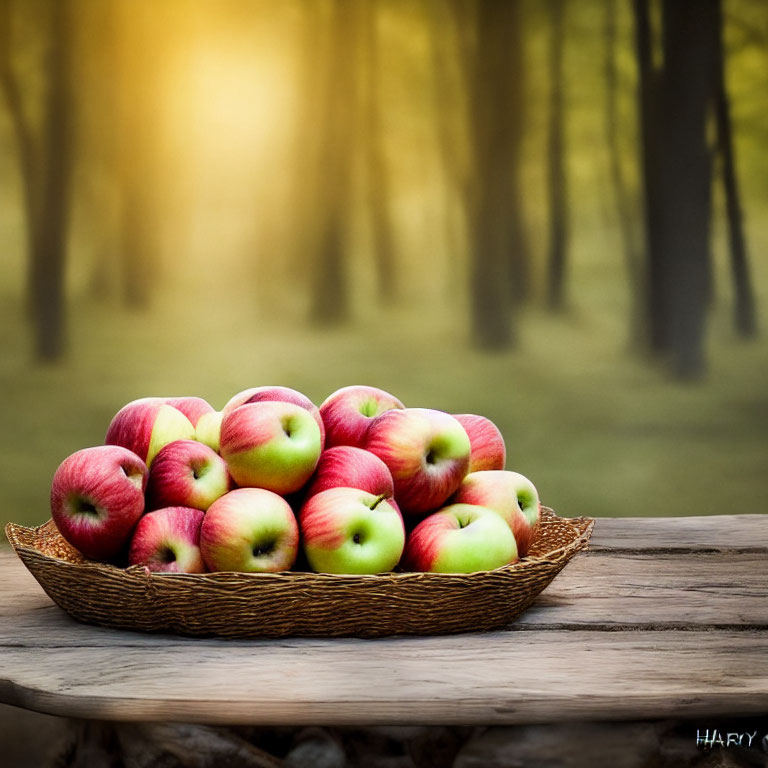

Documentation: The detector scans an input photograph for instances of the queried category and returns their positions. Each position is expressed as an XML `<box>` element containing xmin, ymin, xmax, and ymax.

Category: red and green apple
<box><xmin>50</xmin><ymin>445</ymin><xmax>148</xmax><ymax>561</ymax></box>
<box><xmin>452</xmin><ymin>470</ymin><xmax>541</xmax><ymax>556</ymax></box>
<box><xmin>319</xmin><ymin>385</ymin><xmax>405</xmax><ymax>448</ymax></box>
<box><xmin>145</xmin><ymin>439</ymin><xmax>231</xmax><ymax>511</ymax></box>
<box><xmin>128</xmin><ymin>506</ymin><xmax>206</xmax><ymax>573</ymax></box>
<box><xmin>200</xmin><ymin>488</ymin><xmax>299</xmax><ymax>572</ymax></box>
<box><xmin>222</xmin><ymin>386</ymin><xmax>325</xmax><ymax>446</ymax></box>
<box><xmin>300</xmin><ymin>487</ymin><xmax>405</xmax><ymax>574</ymax></box>
<box><xmin>452</xmin><ymin>413</ymin><xmax>506</xmax><ymax>472</ymax></box>
<box><xmin>220</xmin><ymin>401</ymin><xmax>322</xmax><ymax>494</ymax></box>
<box><xmin>402</xmin><ymin>503</ymin><xmax>518</xmax><ymax>573</ymax></box>
<box><xmin>303</xmin><ymin>446</ymin><xmax>394</xmax><ymax>500</ymax></box>
<box><xmin>364</xmin><ymin>408</ymin><xmax>471</xmax><ymax>515</ymax></box>
<box><xmin>105</xmin><ymin>397</ymin><xmax>196</xmax><ymax>466</ymax></box>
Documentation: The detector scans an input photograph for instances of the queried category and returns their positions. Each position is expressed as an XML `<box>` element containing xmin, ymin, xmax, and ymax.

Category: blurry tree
<box><xmin>633</xmin><ymin>0</ymin><xmax>663</xmax><ymax>350</ymax></box>
<box><xmin>289</xmin><ymin>0</ymin><xmax>324</xmax><ymax>297</ymax></box>
<box><xmin>714</xmin><ymin>0</ymin><xmax>757</xmax><ymax>338</ymax></box>
<box><xmin>361</xmin><ymin>0</ymin><xmax>396</xmax><ymax>301</ymax></box>
<box><xmin>86</xmin><ymin>0</ymin><xmax>121</xmax><ymax>302</ymax></box>
<box><xmin>633</xmin><ymin>0</ymin><xmax>720</xmax><ymax>378</ymax></box>
<box><xmin>309</xmin><ymin>0</ymin><xmax>358</xmax><ymax>325</ymax></box>
<box><xmin>546</xmin><ymin>0</ymin><xmax>568</xmax><ymax>310</ymax></box>
<box><xmin>468</xmin><ymin>0</ymin><xmax>526</xmax><ymax>348</ymax></box>
<box><xmin>604</xmin><ymin>0</ymin><xmax>643</xmax><ymax>345</ymax></box>
<box><xmin>0</xmin><ymin>0</ymin><xmax>37</xmax><ymax>313</ymax></box>
<box><xmin>426</xmin><ymin>0</ymin><xmax>473</xmax><ymax>291</ymax></box>
<box><xmin>115</xmin><ymin>2</ymin><xmax>158</xmax><ymax>309</ymax></box>
<box><xmin>0</xmin><ymin>0</ymin><xmax>74</xmax><ymax>361</ymax></box>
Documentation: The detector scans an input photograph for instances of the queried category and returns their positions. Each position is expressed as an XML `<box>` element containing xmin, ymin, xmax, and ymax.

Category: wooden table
<box><xmin>1</xmin><ymin>515</ymin><xmax>766</xmax><ymax>728</ymax></box>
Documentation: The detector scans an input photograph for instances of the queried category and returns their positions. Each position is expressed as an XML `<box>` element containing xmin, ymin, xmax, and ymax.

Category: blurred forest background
<box><xmin>1</xmin><ymin>0</ymin><xmax>767</xmax><ymax>533</ymax></box>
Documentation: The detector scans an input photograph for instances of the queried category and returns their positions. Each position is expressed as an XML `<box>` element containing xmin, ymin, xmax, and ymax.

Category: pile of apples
<box><xmin>49</xmin><ymin>386</ymin><xmax>541</xmax><ymax>575</ymax></box>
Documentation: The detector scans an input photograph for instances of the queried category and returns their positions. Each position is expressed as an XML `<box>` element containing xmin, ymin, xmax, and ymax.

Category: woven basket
<box><xmin>5</xmin><ymin>507</ymin><xmax>592</xmax><ymax>638</ymax></box>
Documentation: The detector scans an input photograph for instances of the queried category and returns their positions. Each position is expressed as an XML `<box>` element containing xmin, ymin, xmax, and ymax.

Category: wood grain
<box><xmin>516</xmin><ymin>550</ymin><xmax>768</xmax><ymax>628</ymax></box>
<box><xmin>1</xmin><ymin>515</ymin><xmax>766</xmax><ymax>725</ymax></box>
<box><xmin>589</xmin><ymin>514</ymin><xmax>768</xmax><ymax>552</ymax></box>
<box><xmin>1</xmin><ymin>631</ymin><xmax>765</xmax><ymax>725</ymax></box>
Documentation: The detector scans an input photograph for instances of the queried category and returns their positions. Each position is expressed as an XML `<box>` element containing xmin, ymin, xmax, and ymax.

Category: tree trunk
<box><xmin>0</xmin><ymin>0</ymin><xmax>41</xmax><ymax>320</ymax></box>
<box><xmin>633</xmin><ymin>0</ymin><xmax>720</xmax><ymax>377</ymax></box>
<box><xmin>87</xmin><ymin>0</ymin><xmax>120</xmax><ymax>302</ymax></box>
<box><xmin>116</xmin><ymin>3</ymin><xmax>155</xmax><ymax>309</ymax></box>
<box><xmin>361</xmin><ymin>0</ymin><xmax>396</xmax><ymax>301</ymax></box>
<box><xmin>632</xmin><ymin>0</ymin><xmax>667</xmax><ymax>354</ymax></box>
<box><xmin>469</xmin><ymin>0</ymin><xmax>526</xmax><ymax>348</ymax></box>
<box><xmin>546</xmin><ymin>0</ymin><xmax>568</xmax><ymax>310</ymax></box>
<box><xmin>288</xmin><ymin>0</ymin><xmax>323</xmax><ymax>297</ymax></box>
<box><xmin>428</xmin><ymin>0</ymin><xmax>474</xmax><ymax>295</ymax></box>
<box><xmin>657</xmin><ymin>0</ymin><xmax>719</xmax><ymax>377</ymax></box>
<box><xmin>605</xmin><ymin>0</ymin><xmax>644</xmax><ymax>347</ymax></box>
<box><xmin>713</xmin><ymin>0</ymin><xmax>757</xmax><ymax>338</ymax></box>
<box><xmin>310</xmin><ymin>0</ymin><xmax>357</xmax><ymax>325</ymax></box>
<box><xmin>30</xmin><ymin>0</ymin><xmax>74</xmax><ymax>361</ymax></box>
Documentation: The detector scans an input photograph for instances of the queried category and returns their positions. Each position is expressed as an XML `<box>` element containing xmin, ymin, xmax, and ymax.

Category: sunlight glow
<box><xmin>166</xmin><ymin>42</ymin><xmax>297</xmax><ymax>165</ymax></box>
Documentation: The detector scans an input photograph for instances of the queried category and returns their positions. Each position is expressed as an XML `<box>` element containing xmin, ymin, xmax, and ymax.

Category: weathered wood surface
<box><xmin>589</xmin><ymin>515</ymin><xmax>768</xmax><ymax>552</ymax></box>
<box><xmin>0</xmin><ymin>515</ymin><xmax>766</xmax><ymax>725</ymax></box>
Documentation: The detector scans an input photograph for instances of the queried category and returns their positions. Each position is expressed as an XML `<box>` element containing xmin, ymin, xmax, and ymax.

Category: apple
<box><xmin>452</xmin><ymin>414</ymin><xmax>506</xmax><ymax>472</ymax></box>
<box><xmin>219</xmin><ymin>401</ymin><xmax>322</xmax><ymax>494</ymax></box>
<box><xmin>319</xmin><ymin>385</ymin><xmax>405</xmax><ymax>448</ymax></box>
<box><xmin>402</xmin><ymin>503</ymin><xmax>518</xmax><ymax>573</ymax></box>
<box><xmin>162</xmin><ymin>397</ymin><xmax>215</xmax><ymax>428</ymax></box>
<box><xmin>200</xmin><ymin>488</ymin><xmax>299</xmax><ymax>572</ymax></box>
<box><xmin>128</xmin><ymin>506</ymin><xmax>206</xmax><ymax>573</ymax></box>
<box><xmin>50</xmin><ymin>445</ymin><xmax>148</xmax><ymax>561</ymax></box>
<box><xmin>364</xmin><ymin>408</ymin><xmax>471</xmax><ymax>515</ymax></box>
<box><xmin>105</xmin><ymin>397</ymin><xmax>196</xmax><ymax>465</ymax></box>
<box><xmin>300</xmin><ymin>487</ymin><xmax>405</xmax><ymax>574</ymax></box>
<box><xmin>195</xmin><ymin>409</ymin><xmax>224</xmax><ymax>452</ymax></box>
<box><xmin>451</xmin><ymin>470</ymin><xmax>541</xmax><ymax>556</ymax></box>
<box><xmin>145</xmin><ymin>439</ymin><xmax>232</xmax><ymax>511</ymax></box>
<box><xmin>222</xmin><ymin>386</ymin><xmax>325</xmax><ymax>446</ymax></box>
<box><xmin>303</xmin><ymin>446</ymin><xmax>394</xmax><ymax>499</ymax></box>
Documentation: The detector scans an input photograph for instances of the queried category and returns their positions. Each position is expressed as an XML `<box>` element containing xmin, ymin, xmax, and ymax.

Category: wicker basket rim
<box><xmin>5</xmin><ymin>506</ymin><xmax>594</xmax><ymax>583</ymax></box>
<box><xmin>5</xmin><ymin>507</ymin><xmax>595</xmax><ymax>638</ymax></box>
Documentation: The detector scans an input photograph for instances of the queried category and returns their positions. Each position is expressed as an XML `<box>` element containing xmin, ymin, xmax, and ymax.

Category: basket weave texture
<box><xmin>5</xmin><ymin>507</ymin><xmax>593</xmax><ymax>638</ymax></box>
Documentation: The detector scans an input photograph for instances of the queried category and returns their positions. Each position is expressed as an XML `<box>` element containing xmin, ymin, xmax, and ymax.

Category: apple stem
<box><xmin>371</xmin><ymin>493</ymin><xmax>389</xmax><ymax>510</ymax></box>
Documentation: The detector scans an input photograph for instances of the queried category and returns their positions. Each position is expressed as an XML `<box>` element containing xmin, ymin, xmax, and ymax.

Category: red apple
<box><xmin>303</xmin><ymin>446</ymin><xmax>394</xmax><ymax>499</ymax></box>
<box><xmin>402</xmin><ymin>503</ymin><xmax>518</xmax><ymax>573</ymax></box>
<box><xmin>364</xmin><ymin>408</ymin><xmax>471</xmax><ymax>516</ymax></box>
<box><xmin>220</xmin><ymin>401</ymin><xmax>323</xmax><ymax>494</ymax></box>
<box><xmin>300</xmin><ymin>487</ymin><xmax>405</xmax><ymax>574</ymax></box>
<box><xmin>222</xmin><ymin>386</ymin><xmax>325</xmax><ymax>446</ymax></box>
<box><xmin>200</xmin><ymin>488</ymin><xmax>299</xmax><ymax>572</ymax></box>
<box><xmin>50</xmin><ymin>445</ymin><xmax>148</xmax><ymax>561</ymax></box>
<box><xmin>319</xmin><ymin>385</ymin><xmax>405</xmax><ymax>448</ymax></box>
<box><xmin>452</xmin><ymin>414</ymin><xmax>506</xmax><ymax>472</ymax></box>
<box><xmin>451</xmin><ymin>470</ymin><xmax>541</xmax><ymax>556</ymax></box>
<box><xmin>146</xmin><ymin>440</ymin><xmax>232</xmax><ymax>511</ymax></box>
<box><xmin>128</xmin><ymin>506</ymin><xmax>206</xmax><ymax>573</ymax></box>
<box><xmin>105</xmin><ymin>397</ymin><xmax>196</xmax><ymax>465</ymax></box>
